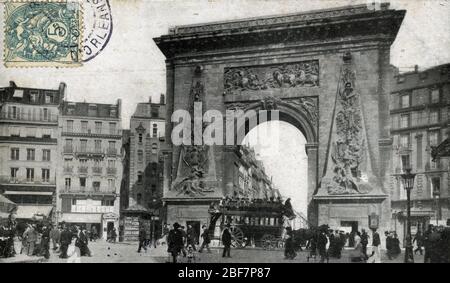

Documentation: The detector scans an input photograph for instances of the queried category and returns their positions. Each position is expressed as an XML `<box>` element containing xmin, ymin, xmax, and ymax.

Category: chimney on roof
<box><xmin>9</xmin><ymin>81</ymin><xmax>16</xmax><ymax>88</ymax></box>
<box><xmin>148</xmin><ymin>96</ymin><xmax>152</xmax><ymax>104</ymax></box>
<box><xmin>59</xmin><ymin>82</ymin><xmax>66</xmax><ymax>101</ymax></box>
<box><xmin>414</xmin><ymin>65</ymin><xmax>419</xmax><ymax>73</ymax></box>
<box><xmin>160</xmin><ymin>94</ymin><xmax>165</xmax><ymax>104</ymax></box>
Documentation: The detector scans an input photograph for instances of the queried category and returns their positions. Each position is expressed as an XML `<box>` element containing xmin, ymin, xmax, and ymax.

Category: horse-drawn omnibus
<box><xmin>208</xmin><ymin>199</ymin><xmax>309</xmax><ymax>250</ymax></box>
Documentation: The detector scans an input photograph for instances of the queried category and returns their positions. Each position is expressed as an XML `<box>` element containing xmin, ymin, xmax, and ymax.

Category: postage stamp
<box><xmin>3</xmin><ymin>1</ymin><xmax>83</xmax><ymax>67</ymax></box>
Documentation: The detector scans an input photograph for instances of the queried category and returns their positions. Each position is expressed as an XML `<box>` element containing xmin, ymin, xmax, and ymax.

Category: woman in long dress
<box><xmin>67</xmin><ymin>236</ymin><xmax>81</xmax><ymax>263</ymax></box>
<box><xmin>351</xmin><ymin>231</ymin><xmax>365</xmax><ymax>262</ymax></box>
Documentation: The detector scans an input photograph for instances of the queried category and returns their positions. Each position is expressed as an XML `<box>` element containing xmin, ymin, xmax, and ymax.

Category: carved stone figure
<box><xmin>326</xmin><ymin>66</ymin><xmax>369</xmax><ymax>195</ymax></box>
<box><xmin>224</xmin><ymin>61</ymin><xmax>319</xmax><ymax>95</ymax></box>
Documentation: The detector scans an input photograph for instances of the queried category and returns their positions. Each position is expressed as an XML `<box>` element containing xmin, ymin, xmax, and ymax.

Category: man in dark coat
<box><xmin>167</xmin><ymin>223</ymin><xmax>184</xmax><ymax>263</ymax></box>
<box><xmin>317</xmin><ymin>230</ymin><xmax>328</xmax><ymax>263</ymax></box>
<box><xmin>361</xmin><ymin>229</ymin><xmax>369</xmax><ymax>258</ymax></box>
<box><xmin>284</xmin><ymin>227</ymin><xmax>296</xmax><ymax>259</ymax></box>
<box><xmin>222</xmin><ymin>224</ymin><xmax>232</xmax><ymax>258</ymax></box>
<box><xmin>423</xmin><ymin>224</ymin><xmax>433</xmax><ymax>263</ymax></box>
<box><xmin>59</xmin><ymin>223</ymin><xmax>72</xmax><ymax>259</ymax></box>
<box><xmin>186</xmin><ymin>224</ymin><xmax>197</xmax><ymax>251</ymax></box>
<box><xmin>137</xmin><ymin>227</ymin><xmax>147</xmax><ymax>253</ymax></box>
<box><xmin>199</xmin><ymin>225</ymin><xmax>211</xmax><ymax>253</ymax></box>
<box><xmin>40</xmin><ymin>225</ymin><xmax>50</xmax><ymax>259</ymax></box>
<box><xmin>413</xmin><ymin>230</ymin><xmax>424</xmax><ymax>255</ymax></box>
<box><xmin>77</xmin><ymin>226</ymin><xmax>91</xmax><ymax>257</ymax></box>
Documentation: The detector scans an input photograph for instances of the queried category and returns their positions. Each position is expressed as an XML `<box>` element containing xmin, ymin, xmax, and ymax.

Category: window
<box><xmin>401</xmin><ymin>94</ymin><xmax>410</xmax><ymax>108</ymax></box>
<box><xmin>81</xmin><ymin>121</ymin><xmax>88</xmax><ymax>133</ymax></box>
<box><xmin>30</xmin><ymin>91</ymin><xmax>38</xmax><ymax>103</ymax></box>
<box><xmin>429</xmin><ymin>110</ymin><xmax>439</xmax><ymax>124</ymax></box>
<box><xmin>108</xmin><ymin>179</ymin><xmax>114</xmax><ymax>189</ymax></box>
<box><xmin>26</xmin><ymin>149</ymin><xmax>35</xmax><ymax>161</ymax></box>
<box><xmin>151</xmin><ymin>184</ymin><xmax>156</xmax><ymax>195</ymax></box>
<box><xmin>11</xmin><ymin>148</ymin><xmax>19</xmax><ymax>160</ymax></box>
<box><xmin>65</xmin><ymin>178</ymin><xmax>71</xmax><ymax>189</ymax></box>
<box><xmin>138</xmin><ymin>134</ymin><xmax>143</xmax><ymax>143</ymax></box>
<box><xmin>26</xmin><ymin>127</ymin><xmax>36</xmax><ymax>137</ymax></box>
<box><xmin>10</xmin><ymin>168</ymin><xmax>18</xmax><ymax>181</ymax></box>
<box><xmin>26</xmin><ymin>168</ymin><xmax>34</xmax><ymax>182</ymax></box>
<box><xmin>152</xmin><ymin>143</ymin><xmax>158</xmax><ymax>154</ymax></box>
<box><xmin>137</xmin><ymin>172</ymin><xmax>143</xmax><ymax>184</ymax></box>
<box><xmin>42</xmin><ymin>149</ymin><xmax>51</xmax><ymax>161</ymax></box>
<box><xmin>43</xmin><ymin>108</ymin><xmax>48</xmax><ymax>121</ymax></box>
<box><xmin>94</xmin><ymin>140</ymin><xmax>102</xmax><ymax>152</ymax></box>
<box><xmin>95</xmin><ymin>122</ymin><xmax>102</xmax><ymax>134</ymax></box>
<box><xmin>80</xmin><ymin>177</ymin><xmax>86</xmax><ymax>188</ymax></box>
<box><xmin>152</xmin><ymin>124</ymin><xmax>157</xmax><ymax>137</ymax></box>
<box><xmin>151</xmin><ymin>106</ymin><xmax>159</xmax><ymax>118</ymax></box>
<box><xmin>9</xmin><ymin>126</ymin><xmax>20</xmax><ymax>137</ymax></box>
<box><xmin>430</xmin><ymin>157</ymin><xmax>439</xmax><ymax>170</ymax></box>
<box><xmin>45</xmin><ymin>92</ymin><xmax>54</xmax><ymax>103</ymax></box>
<box><xmin>109</xmin><ymin>122</ymin><xmax>117</xmax><ymax>135</ymax></box>
<box><xmin>400</xmin><ymin>114</ymin><xmax>410</xmax><ymax>128</ymax></box>
<box><xmin>80</xmin><ymin>140</ymin><xmax>87</xmax><ymax>152</ymax></box>
<box><xmin>65</xmin><ymin>139</ymin><xmax>73</xmax><ymax>152</ymax></box>
<box><xmin>10</xmin><ymin>106</ymin><xmax>17</xmax><ymax>119</ymax></box>
<box><xmin>430</xmin><ymin>89</ymin><xmax>440</xmax><ymax>104</ymax></box>
<box><xmin>137</xmin><ymin>150</ymin><xmax>143</xmax><ymax>162</ymax></box>
<box><xmin>93</xmin><ymin>181</ymin><xmax>100</xmax><ymax>192</ymax></box>
<box><xmin>102</xmin><ymin>199</ymin><xmax>114</xmax><ymax>206</ymax></box>
<box><xmin>429</xmin><ymin>131</ymin><xmax>439</xmax><ymax>146</ymax></box>
<box><xmin>41</xmin><ymin>169</ymin><xmax>50</xmax><ymax>183</ymax></box>
<box><xmin>431</xmin><ymin>177</ymin><xmax>440</xmax><ymax>197</ymax></box>
<box><xmin>66</xmin><ymin>120</ymin><xmax>73</xmax><ymax>132</ymax></box>
<box><xmin>400</xmin><ymin>154</ymin><xmax>410</xmax><ymax>171</ymax></box>
<box><xmin>42</xmin><ymin>128</ymin><xmax>52</xmax><ymax>139</ymax></box>
<box><xmin>108</xmin><ymin>159</ymin><xmax>116</xmax><ymax>168</ymax></box>
<box><xmin>137</xmin><ymin>193</ymin><xmax>142</xmax><ymax>205</ymax></box>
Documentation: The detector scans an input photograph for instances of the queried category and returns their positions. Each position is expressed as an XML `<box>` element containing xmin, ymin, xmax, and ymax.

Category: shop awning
<box><xmin>15</xmin><ymin>205</ymin><xmax>53</xmax><ymax>219</ymax></box>
<box><xmin>0</xmin><ymin>194</ymin><xmax>17</xmax><ymax>214</ymax></box>
<box><xmin>4</xmin><ymin>191</ymin><xmax>53</xmax><ymax>195</ymax></box>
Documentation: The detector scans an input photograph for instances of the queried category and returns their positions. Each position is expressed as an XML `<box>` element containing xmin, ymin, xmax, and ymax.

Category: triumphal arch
<box><xmin>154</xmin><ymin>3</ymin><xmax>405</xmax><ymax>232</ymax></box>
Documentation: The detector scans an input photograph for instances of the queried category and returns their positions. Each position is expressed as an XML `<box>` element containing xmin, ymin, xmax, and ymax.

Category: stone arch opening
<box><xmin>242</xmin><ymin>120</ymin><xmax>309</xmax><ymax>217</ymax></box>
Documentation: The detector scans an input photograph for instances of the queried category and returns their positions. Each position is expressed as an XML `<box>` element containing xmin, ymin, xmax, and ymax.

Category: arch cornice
<box><xmin>225</xmin><ymin>96</ymin><xmax>318</xmax><ymax>143</ymax></box>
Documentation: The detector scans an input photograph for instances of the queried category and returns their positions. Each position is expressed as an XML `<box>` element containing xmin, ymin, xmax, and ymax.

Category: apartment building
<box><xmin>389</xmin><ymin>64</ymin><xmax>450</xmax><ymax>242</ymax></box>
<box><xmin>56</xmin><ymin>100</ymin><xmax>123</xmax><ymax>239</ymax></box>
<box><xmin>0</xmin><ymin>81</ymin><xmax>65</xmax><ymax>222</ymax></box>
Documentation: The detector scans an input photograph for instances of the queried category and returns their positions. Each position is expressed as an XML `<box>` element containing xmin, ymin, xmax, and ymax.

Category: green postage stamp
<box><xmin>4</xmin><ymin>1</ymin><xmax>82</xmax><ymax>67</ymax></box>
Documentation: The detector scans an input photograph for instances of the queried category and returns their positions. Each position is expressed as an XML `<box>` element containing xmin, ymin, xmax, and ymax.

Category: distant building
<box><xmin>389</xmin><ymin>63</ymin><xmax>450</xmax><ymax>241</ymax></box>
<box><xmin>56</xmin><ymin>99</ymin><xmax>123</xmax><ymax>240</ymax></box>
<box><xmin>0</xmin><ymin>81</ymin><xmax>65</xmax><ymax>223</ymax></box>
<box><xmin>122</xmin><ymin>95</ymin><xmax>166</xmax><ymax>241</ymax></box>
<box><xmin>225</xmin><ymin>145</ymin><xmax>277</xmax><ymax>201</ymax></box>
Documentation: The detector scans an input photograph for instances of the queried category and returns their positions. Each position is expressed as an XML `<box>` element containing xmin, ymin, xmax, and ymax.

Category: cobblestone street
<box><xmin>1</xmin><ymin>239</ymin><xmax>424</xmax><ymax>263</ymax></box>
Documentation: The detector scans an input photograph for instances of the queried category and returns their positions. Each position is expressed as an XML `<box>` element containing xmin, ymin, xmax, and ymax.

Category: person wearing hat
<box><xmin>59</xmin><ymin>223</ymin><xmax>72</xmax><ymax>259</ymax></box>
<box><xmin>167</xmin><ymin>223</ymin><xmax>183</xmax><ymax>263</ymax></box>
<box><xmin>221</xmin><ymin>224</ymin><xmax>232</xmax><ymax>258</ymax></box>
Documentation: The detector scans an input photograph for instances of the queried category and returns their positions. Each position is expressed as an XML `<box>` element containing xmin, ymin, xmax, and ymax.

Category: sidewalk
<box><xmin>0</xmin><ymin>254</ymin><xmax>46</xmax><ymax>263</ymax></box>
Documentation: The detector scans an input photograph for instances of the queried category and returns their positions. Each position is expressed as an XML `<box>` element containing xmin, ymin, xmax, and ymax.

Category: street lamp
<box><xmin>400</xmin><ymin>168</ymin><xmax>416</xmax><ymax>263</ymax></box>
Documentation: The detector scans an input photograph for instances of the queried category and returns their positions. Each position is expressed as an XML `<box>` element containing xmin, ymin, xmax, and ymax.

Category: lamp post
<box><xmin>400</xmin><ymin>168</ymin><xmax>416</xmax><ymax>263</ymax></box>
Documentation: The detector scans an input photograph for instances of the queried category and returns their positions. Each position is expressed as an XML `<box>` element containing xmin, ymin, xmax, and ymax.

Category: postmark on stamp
<box><xmin>4</xmin><ymin>1</ymin><xmax>82</xmax><ymax>67</ymax></box>
<box><xmin>82</xmin><ymin>0</ymin><xmax>113</xmax><ymax>62</ymax></box>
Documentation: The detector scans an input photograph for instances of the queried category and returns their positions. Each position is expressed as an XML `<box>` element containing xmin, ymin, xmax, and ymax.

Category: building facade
<box><xmin>128</xmin><ymin>95</ymin><xmax>166</xmax><ymax>211</ymax></box>
<box><xmin>389</xmin><ymin>64</ymin><xmax>450</xmax><ymax>243</ymax></box>
<box><xmin>56</xmin><ymin>100</ymin><xmax>123</xmax><ymax>240</ymax></box>
<box><xmin>0</xmin><ymin>81</ymin><xmax>64</xmax><ymax>223</ymax></box>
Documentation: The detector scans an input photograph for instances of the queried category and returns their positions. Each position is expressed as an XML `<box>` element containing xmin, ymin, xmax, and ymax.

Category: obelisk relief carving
<box><xmin>171</xmin><ymin>67</ymin><xmax>218</xmax><ymax>197</ymax></box>
<box><xmin>319</xmin><ymin>53</ymin><xmax>375</xmax><ymax>195</ymax></box>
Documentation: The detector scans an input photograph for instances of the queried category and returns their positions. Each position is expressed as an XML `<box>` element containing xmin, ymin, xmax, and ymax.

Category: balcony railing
<box><xmin>106</xmin><ymin>148</ymin><xmax>117</xmax><ymax>156</ymax></box>
<box><xmin>0</xmin><ymin>112</ymin><xmax>58</xmax><ymax>123</ymax></box>
<box><xmin>78</xmin><ymin>166</ymin><xmax>88</xmax><ymax>174</ymax></box>
<box><xmin>62</xmin><ymin>127</ymin><xmax>121</xmax><ymax>136</ymax></box>
<box><xmin>92</xmin><ymin>167</ymin><xmax>102</xmax><ymax>174</ymax></box>
<box><xmin>0</xmin><ymin>175</ymin><xmax>55</xmax><ymax>185</ymax></box>
<box><xmin>106</xmin><ymin>167</ymin><xmax>117</xmax><ymax>175</ymax></box>
<box><xmin>61</xmin><ymin>187</ymin><xmax>116</xmax><ymax>194</ymax></box>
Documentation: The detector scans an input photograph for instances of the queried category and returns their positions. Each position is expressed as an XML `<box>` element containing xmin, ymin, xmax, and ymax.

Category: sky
<box><xmin>1</xmin><ymin>0</ymin><xmax>449</xmax><ymax>213</ymax></box>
